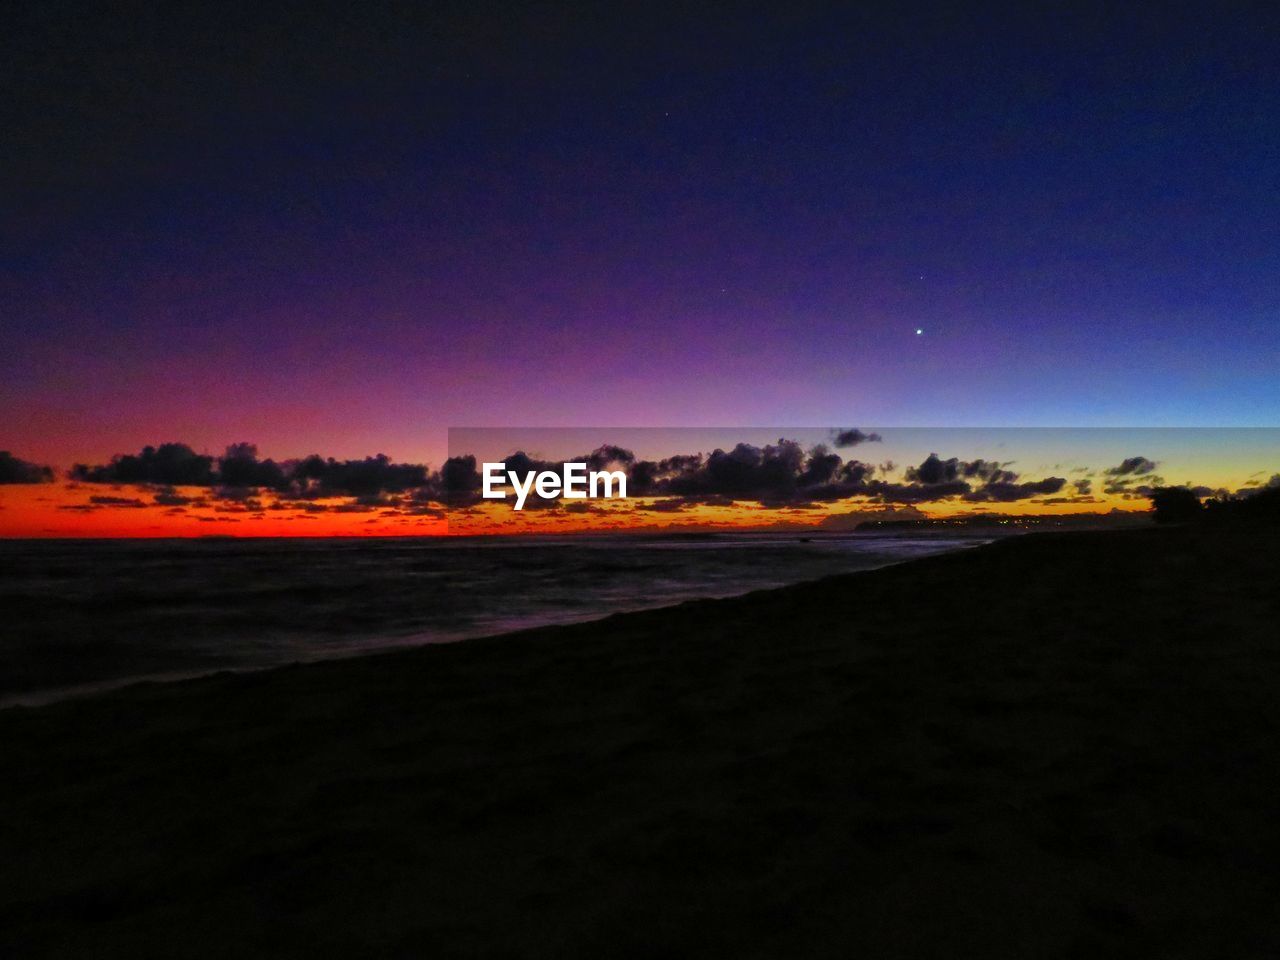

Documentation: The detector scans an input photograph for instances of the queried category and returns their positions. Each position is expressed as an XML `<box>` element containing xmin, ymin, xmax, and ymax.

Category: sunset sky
<box><xmin>3</xmin><ymin>428</ymin><xmax>1277</xmax><ymax>537</ymax></box>
<box><xmin>3</xmin><ymin>5</ymin><xmax>1278</xmax><ymax>536</ymax></box>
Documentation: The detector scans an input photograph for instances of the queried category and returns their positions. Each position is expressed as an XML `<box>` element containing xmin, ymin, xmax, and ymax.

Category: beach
<box><xmin>3</xmin><ymin>522</ymin><xmax>1279</xmax><ymax>957</ymax></box>
<box><xmin>0</xmin><ymin>532</ymin><xmax>981</xmax><ymax>705</ymax></box>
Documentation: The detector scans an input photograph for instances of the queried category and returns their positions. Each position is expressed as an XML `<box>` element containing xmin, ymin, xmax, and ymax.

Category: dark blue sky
<box><xmin>4</xmin><ymin>2</ymin><xmax>1278</xmax><ymax>466</ymax></box>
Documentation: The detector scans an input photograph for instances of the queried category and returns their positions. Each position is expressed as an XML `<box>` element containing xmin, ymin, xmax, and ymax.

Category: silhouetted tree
<box><xmin>1204</xmin><ymin>482</ymin><xmax>1280</xmax><ymax>522</ymax></box>
<box><xmin>1149</xmin><ymin>486</ymin><xmax>1204</xmax><ymax>523</ymax></box>
<box><xmin>1243</xmin><ymin>484</ymin><xmax>1280</xmax><ymax>518</ymax></box>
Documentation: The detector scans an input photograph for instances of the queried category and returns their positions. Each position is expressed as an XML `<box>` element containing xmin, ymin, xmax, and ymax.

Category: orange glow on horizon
<box><xmin>0</xmin><ymin>481</ymin><xmax>1150</xmax><ymax>539</ymax></box>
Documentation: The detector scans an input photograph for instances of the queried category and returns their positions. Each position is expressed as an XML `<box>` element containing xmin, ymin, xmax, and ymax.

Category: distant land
<box><xmin>854</xmin><ymin>510</ymin><xmax>1149</xmax><ymax>532</ymax></box>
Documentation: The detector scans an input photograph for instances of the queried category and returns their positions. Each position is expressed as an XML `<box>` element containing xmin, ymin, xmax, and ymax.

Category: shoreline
<box><xmin>0</xmin><ymin>533</ymin><xmax>994</xmax><ymax>711</ymax></box>
<box><xmin>5</xmin><ymin>522</ymin><xmax>1280</xmax><ymax>956</ymax></box>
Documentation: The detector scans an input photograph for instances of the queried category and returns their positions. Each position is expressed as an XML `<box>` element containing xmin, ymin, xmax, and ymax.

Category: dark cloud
<box><xmin>73</xmin><ymin>443</ymin><xmax>434</xmax><ymax>500</ymax></box>
<box><xmin>72</xmin><ymin>443</ymin><xmax>217</xmax><ymax>486</ymax></box>
<box><xmin>798</xmin><ymin>446</ymin><xmax>842</xmax><ymax>485</ymax></box>
<box><xmin>152</xmin><ymin>487</ymin><xmax>196</xmax><ymax>506</ymax></box>
<box><xmin>1096</xmin><ymin>457</ymin><xmax>1163</xmax><ymax>497</ymax></box>
<box><xmin>635</xmin><ymin>498</ymin><xmax>690</xmax><ymax>513</ymax></box>
<box><xmin>62</xmin><ymin>438</ymin><xmax>1096</xmax><ymax>517</ymax></box>
<box><xmin>439</xmin><ymin>455</ymin><xmax>481</xmax><ymax>502</ymax></box>
<box><xmin>374</xmin><ymin>502</ymin><xmax>447</xmax><ymax>518</ymax></box>
<box><xmin>434</xmin><ymin>449</ymin><xmax>624</xmax><ymax>508</ymax></box>
<box><xmin>1106</xmin><ymin>456</ymin><xmax>1158</xmax><ymax>476</ymax></box>
<box><xmin>905</xmin><ymin>454</ymin><xmax>1016</xmax><ymax>486</ymax></box>
<box><xmin>289</xmin><ymin>453</ymin><xmax>430</xmax><ymax>498</ymax></box>
<box><xmin>961</xmin><ymin>477</ymin><xmax>1066</xmax><ymax>502</ymax></box>
<box><xmin>903</xmin><ymin>453</ymin><xmax>960</xmax><ymax>485</ymax></box>
<box><xmin>88</xmin><ymin>495</ymin><xmax>148</xmax><ymax>508</ymax></box>
<box><xmin>582</xmin><ymin>445</ymin><xmax>637</xmax><ymax>470</ymax></box>
<box><xmin>626</xmin><ymin>453</ymin><xmax>702</xmax><ymax>496</ymax></box>
<box><xmin>499</xmin><ymin>450</ymin><xmax>559</xmax><ymax>480</ymax></box>
<box><xmin>831</xmin><ymin>429</ymin><xmax>882</xmax><ymax>448</ymax></box>
<box><xmin>561</xmin><ymin>502</ymin><xmax>607</xmax><ymax>515</ymax></box>
<box><xmin>214</xmin><ymin>485</ymin><xmax>261</xmax><ymax>503</ymax></box>
<box><xmin>867</xmin><ymin>479</ymin><xmax>970</xmax><ymax>503</ymax></box>
<box><xmin>648</xmin><ymin>440</ymin><xmax>883</xmax><ymax>506</ymax></box>
<box><xmin>1073</xmin><ymin>478</ymin><xmax>1092</xmax><ymax>495</ymax></box>
<box><xmin>218</xmin><ymin>443</ymin><xmax>288</xmax><ymax>489</ymax></box>
<box><xmin>0</xmin><ymin>451</ymin><xmax>54</xmax><ymax>484</ymax></box>
<box><xmin>667</xmin><ymin>441</ymin><xmax>802</xmax><ymax>500</ymax></box>
<box><xmin>866</xmin><ymin>452</ymin><xmax>1060</xmax><ymax>504</ymax></box>
<box><xmin>1103</xmin><ymin>473</ymin><xmax>1165</xmax><ymax>497</ymax></box>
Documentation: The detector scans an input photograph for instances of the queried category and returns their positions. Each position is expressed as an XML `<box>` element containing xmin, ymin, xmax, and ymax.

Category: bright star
<box><xmin>915</xmin><ymin>328</ymin><xmax>924</xmax><ymax>336</ymax></box>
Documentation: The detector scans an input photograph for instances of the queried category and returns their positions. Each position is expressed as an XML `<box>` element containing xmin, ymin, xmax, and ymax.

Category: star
<box><xmin>915</xmin><ymin>328</ymin><xmax>924</xmax><ymax>336</ymax></box>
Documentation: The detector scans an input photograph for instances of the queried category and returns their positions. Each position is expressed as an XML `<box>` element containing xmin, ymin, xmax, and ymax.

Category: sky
<box><xmin>2</xmin><ymin>3</ymin><xmax>1279</xmax><ymax>535</ymax></box>
<box><xmin>3</xmin><ymin>428</ymin><xmax>1278</xmax><ymax>537</ymax></box>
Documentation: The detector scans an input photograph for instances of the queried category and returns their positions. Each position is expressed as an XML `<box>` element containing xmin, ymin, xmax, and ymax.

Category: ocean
<box><xmin>0</xmin><ymin>532</ymin><xmax>987</xmax><ymax>706</ymax></box>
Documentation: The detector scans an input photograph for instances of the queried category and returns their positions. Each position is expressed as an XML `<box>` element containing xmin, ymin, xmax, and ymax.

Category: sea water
<box><xmin>0</xmin><ymin>532</ymin><xmax>985</xmax><ymax>706</ymax></box>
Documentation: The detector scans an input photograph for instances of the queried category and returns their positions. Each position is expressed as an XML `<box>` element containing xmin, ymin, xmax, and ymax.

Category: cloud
<box><xmin>866</xmin><ymin>479</ymin><xmax>970</xmax><ymax>503</ymax></box>
<box><xmin>635</xmin><ymin>498</ymin><xmax>690</xmax><ymax>513</ymax></box>
<box><xmin>218</xmin><ymin>443</ymin><xmax>288</xmax><ymax>489</ymax></box>
<box><xmin>72</xmin><ymin>443</ymin><xmax>217</xmax><ymax>486</ymax></box>
<box><xmin>1094</xmin><ymin>456</ymin><xmax>1164</xmax><ymax>496</ymax></box>
<box><xmin>559</xmin><ymin>501</ymin><xmax>607</xmax><ymax>515</ymax></box>
<box><xmin>905</xmin><ymin>454</ymin><xmax>1017</xmax><ymax>486</ymax></box>
<box><xmin>0</xmin><ymin>451</ymin><xmax>54</xmax><ymax>484</ymax></box>
<box><xmin>439</xmin><ymin>455</ymin><xmax>481</xmax><ymax>502</ymax></box>
<box><xmin>59</xmin><ymin>437</ymin><xmax>1099</xmax><ymax>518</ymax></box>
<box><xmin>456</xmin><ymin>443</ymin><xmax>864</xmax><ymax>509</ymax></box>
<box><xmin>73</xmin><ymin>443</ymin><xmax>435</xmax><ymax>500</ymax></box>
<box><xmin>830</xmin><ymin>429</ymin><xmax>882</xmax><ymax>448</ymax></box>
<box><xmin>582</xmin><ymin>445</ymin><xmax>637</xmax><ymax>469</ymax></box>
<box><xmin>865</xmin><ymin>452</ymin><xmax>1063</xmax><ymax>504</ymax></box>
<box><xmin>88</xmin><ymin>495</ymin><xmax>149</xmax><ymax>508</ymax></box>
<box><xmin>650</xmin><ymin>440</ymin><xmax>882</xmax><ymax>506</ymax></box>
<box><xmin>1103</xmin><ymin>474</ymin><xmax>1165</xmax><ymax>497</ymax></box>
<box><xmin>1073</xmin><ymin>478</ymin><xmax>1092</xmax><ymax>495</ymax></box>
<box><xmin>152</xmin><ymin>487</ymin><xmax>197</xmax><ymax>506</ymax></box>
<box><xmin>961</xmin><ymin>477</ymin><xmax>1066</xmax><ymax>502</ymax></box>
<box><xmin>289</xmin><ymin>452</ymin><xmax>430</xmax><ymax>498</ymax></box>
<box><xmin>1106</xmin><ymin>456</ymin><xmax>1158</xmax><ymax>476</ymax></box>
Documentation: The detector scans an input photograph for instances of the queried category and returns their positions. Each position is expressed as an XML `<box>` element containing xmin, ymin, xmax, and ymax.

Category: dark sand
<box><xmin>3</xmin><ymin>524</ymin><xmax>1279</xmax><ymax>958</ymax></box>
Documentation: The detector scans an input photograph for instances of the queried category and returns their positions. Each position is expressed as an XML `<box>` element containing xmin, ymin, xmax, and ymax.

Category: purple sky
<box><xmin>4</xmin><ymin>4</ymin><xmax>1279</xmax><ymax>471</ymax></box>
